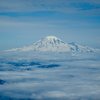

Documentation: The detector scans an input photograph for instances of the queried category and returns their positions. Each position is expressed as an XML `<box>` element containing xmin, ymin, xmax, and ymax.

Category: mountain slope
<box><xmin>69</xmin><ymin>42</ymin><xmax>96</xmax><ymax>53</ymax></box>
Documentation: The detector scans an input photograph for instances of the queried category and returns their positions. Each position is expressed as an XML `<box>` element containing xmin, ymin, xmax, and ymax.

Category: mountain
<box><xmin>5</xmin><ymin>36</ymin><xmax>97</xmax><ymax>53</ymax></box>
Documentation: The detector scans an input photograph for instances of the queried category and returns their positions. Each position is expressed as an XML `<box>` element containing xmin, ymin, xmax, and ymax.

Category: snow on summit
<box><xmin>34</xmin><ymin>35</ymin><xmax>70</xmax><ymax>52</ymax></box>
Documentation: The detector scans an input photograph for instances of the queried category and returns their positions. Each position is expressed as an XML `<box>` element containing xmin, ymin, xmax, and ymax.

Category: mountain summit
<box><xmin>32</xmin><ymin>36</ymin><xmax>71</xmax><ymax>52</ymax></box>
<box><xmin>5</xmin><ymin>36</ymin><xmax>96</xmax><ymax>53</ymax></box>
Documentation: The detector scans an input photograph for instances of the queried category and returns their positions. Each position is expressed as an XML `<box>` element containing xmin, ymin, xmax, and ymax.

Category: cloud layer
<box><xmin>0</xmin><ymin>0</ymin><xmax>100</xmax><ymax>15</ymax></box>
<box><xmin>0</xmin><ymin>52</ymin><xmax>100</xmax><ymax>99</ymax></box>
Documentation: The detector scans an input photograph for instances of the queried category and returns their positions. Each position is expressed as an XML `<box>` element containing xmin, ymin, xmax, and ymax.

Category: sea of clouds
<box><xmin>0</xmin><ymin>52</ymin><xmax>100</xmax><ymax>100</ymax></box>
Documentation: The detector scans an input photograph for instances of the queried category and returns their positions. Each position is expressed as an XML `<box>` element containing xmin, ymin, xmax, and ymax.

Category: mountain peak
<box><xmin>43</xmin><ymin>35</ymin><xmax>65</xmax><ymax>45</ymax></box>
<box><xmin>32</xmin><ymin>35</ymin><xmax>70</xmax><ymax>52</ymax></box>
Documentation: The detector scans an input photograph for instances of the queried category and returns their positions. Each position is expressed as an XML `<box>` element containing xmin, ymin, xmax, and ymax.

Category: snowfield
<box><xmin>0</xmin><ymin>52</ymin><xmax>100</xmax><ymax>100</ymax></box>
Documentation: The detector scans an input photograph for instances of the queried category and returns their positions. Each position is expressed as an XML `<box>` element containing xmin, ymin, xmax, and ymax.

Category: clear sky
<box><xmin>0</xmin><ymin>0</ymin><xmax>100</xmax><ymax>50</ymax></box>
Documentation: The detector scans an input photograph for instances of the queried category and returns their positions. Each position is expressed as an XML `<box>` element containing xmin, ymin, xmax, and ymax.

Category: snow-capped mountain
<box><xmin>5</xmin><ymin>36</ymin><xmax>97</xmax><ymax>53</ymax></box>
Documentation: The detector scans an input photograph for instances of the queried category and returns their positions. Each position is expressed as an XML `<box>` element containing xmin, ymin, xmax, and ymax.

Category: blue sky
<box><xmin>0</xmin><ymin>0</ymin><xmax>100</xmax><ymax>50</ymax></box>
